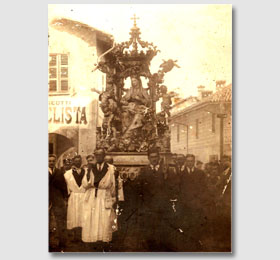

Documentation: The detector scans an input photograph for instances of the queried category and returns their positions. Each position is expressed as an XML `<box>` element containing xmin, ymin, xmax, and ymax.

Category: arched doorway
<box><xmin>48</xmin><ymin>133</ymin><xmax>74</xmax><ymax>160</ymax></box>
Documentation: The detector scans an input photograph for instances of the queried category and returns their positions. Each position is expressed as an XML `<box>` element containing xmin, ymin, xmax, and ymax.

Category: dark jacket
<box><xmin>137</xmin><ymin>164</ymin><xmax>173</xmax><ymax>214</ymax></box>
<box><xmin>176</xmin><ymin>167</ymin><xmax>207</xmax><ymax>209</ymax></box>
<box><xmin>49</xmin><ymin>168</ymin><xmax>68</xmax><ymax>208</ymax></box>
<box><xmin>217</xmin><ymin>167</ymin><xmax>232</xmax><ymax>211</ymax></box>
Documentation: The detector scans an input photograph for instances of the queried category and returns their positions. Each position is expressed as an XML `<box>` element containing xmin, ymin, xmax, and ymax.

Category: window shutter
<box><xmin>49</xmin><ymin>80</ymin><xmax>57</xmax><ymax>91</ymax></box>
<box><xmin>61</xmin><ymin>54</ymin><xmax>68</xmax><ymax>65</ymax></box>
<box><xmin>61</xmin><ymin>80</ymin><xmax>68</xmax><ymax>91</ymax></box>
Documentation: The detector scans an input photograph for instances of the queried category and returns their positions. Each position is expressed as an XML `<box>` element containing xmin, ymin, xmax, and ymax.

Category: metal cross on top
<box><xmin>130</xmin><ymin>14</ymin><xmax>140</xmax><ymax>26</ymax></box>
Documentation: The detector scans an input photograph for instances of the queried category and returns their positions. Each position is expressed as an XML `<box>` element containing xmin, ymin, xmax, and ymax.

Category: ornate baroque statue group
<box><xmin>95</xmin><ymin>17</ymin><xmax>179</xmax><ymax>153</ymax></box>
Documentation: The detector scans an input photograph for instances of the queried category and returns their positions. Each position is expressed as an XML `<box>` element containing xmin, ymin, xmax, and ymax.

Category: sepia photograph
<box><xmin>48</xmin><ymin>4</ymin><xmax>232</xmax><ymax>253</ymax></box>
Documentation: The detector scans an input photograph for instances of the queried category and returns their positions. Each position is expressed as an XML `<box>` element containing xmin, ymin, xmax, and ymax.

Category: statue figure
<box><xmin>159</xmin><ymin>59</ymin><xmax>180</xmax><ymax>73</ymax></box>
<box><xmin>159</xmin><ymin>85</ymin><xmax>172</xmax><ymax>117</ymax></box>
<box><xmin>122</xmin><ymin>76</ymin><xmax>151</xmax><ymax>107</ymax></box>
<box><xmin>162</xmin><ymin>129</ymin><xmax>171</xmax><ymax>151</ymax></box>
<box><xmin>120</xmin><ymin>77</ymin><xmax>152</xmax><ymax>147</ymax></box>
<box><xmin>99</xmin><ymin>90</ymin><xmax>118</xmax><ymax>139</ymax></box>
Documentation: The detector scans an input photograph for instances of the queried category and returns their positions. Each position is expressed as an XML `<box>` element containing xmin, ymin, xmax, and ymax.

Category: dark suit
<box><xmin>49</xmin><ymin>167</ymin><xmax>68</xmax><ymax>248</ymax></box>
<box><xmin>136</xmin><ymin>164</ymin><xmax>175</xmax><ymax>251</ymax></box>
<box><xmin>217</xmin><ymin>167</ymin><xmax>232</xmax><ymax>206</ymax></box>
<box><xmin>175</xmin><ymin>167</ymin><xmax>208</xmax><ymax>251</ymax></box>
<box><xmin>115</xmin><ymin>176</ymin><xmax>141</xmax><ymax>251</ymax></box>
<box><xmin>215</xmin><ymin>167</ymin><xmax>232</xmax><ymax>251</ymax></box>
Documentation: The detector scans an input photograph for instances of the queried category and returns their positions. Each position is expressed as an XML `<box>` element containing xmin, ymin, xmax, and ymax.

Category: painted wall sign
<box><xmin>48</xmin><ymin>96</ymin><xmax>92</xmax><ymax>126</ymax></box>
<box><xmin>48</xmin><ymin>105</ymin><xmax>87</xmax><ymax>125</ymax></box>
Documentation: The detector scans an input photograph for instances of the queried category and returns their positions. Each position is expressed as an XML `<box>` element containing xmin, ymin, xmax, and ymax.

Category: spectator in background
<box><xmin>196</xmin><ymin>160</ymin><xmax>203</xmax><ymax>170</ymax></box>
<box><xmin>49</xmin><ymin>154</ymin><xmax>68</xmax><ymax>251</ymax></box>
<box><xmin>206</xmin><ymin>161</ymin><xmax>221</xmax><ymax>197</ymax></box>
<box><xmin>60</xmin><ymin>158</ymin><xmax>72</xmax><ymax>174</ymax></box>
<box><xmin>171</xmin><ymin>153</ymin><xmax>178</xmax><ymax>164</ymax></box>
<box><xmin>214</xmin><ymin>155</ymin><xmax>232</xmax><ymax>251</ymax></box>
<box><xmin>204</xmin><ymin>162</ymin><xmax>212</xmax><ymax>177</ymax></box>
<box><xmin>83</xmin><ymin>154</ymin><xmax>95</xmax><ymax>170</ymax></box>
<box><xmin>217</xmin><ymin>155</ymin><xmax>231</xmax><ymax>202</ymax></box>
<box><xmin>176</xmin><ymin>154</ymin><xmax>207</xmax><ymax>251</ymax></box>
<box><xmin>175</xmin><ymin>154</ymin><xmax>186</xmax><ymax>175</ymax></box>
<box><xmin>220</xmin><ymin>155</ymin><xmax>231</xmax><ymax>173</ymax></box>
<box><xmin>86</xmin><ymin>154</ymin><xmax>95</xmax><ymax>164</ymax></box>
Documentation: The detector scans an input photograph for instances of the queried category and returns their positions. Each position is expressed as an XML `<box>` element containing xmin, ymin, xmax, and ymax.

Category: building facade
<box><xmin>170</xmin><ymin>83</ymin><xmax>232</xmax><ymax>163</ymax></box>
<box><xmin>48</xmin><ymin>18</ymin><xmax>113</xmax><ymax>166</ymax></box>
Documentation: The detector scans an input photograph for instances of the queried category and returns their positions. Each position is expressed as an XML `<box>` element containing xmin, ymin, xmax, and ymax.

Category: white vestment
<box><xmin>64</xmin><ymin>169</ymin><xmax>86</xmax><ymax>229</ymax></box>
<box><xmin>81</xmin><ymin>163</ymin><xmax>117</xmax><ymax>243</ymax></box>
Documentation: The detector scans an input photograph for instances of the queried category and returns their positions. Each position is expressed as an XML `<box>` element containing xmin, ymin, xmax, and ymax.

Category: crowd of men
<box><xmin>49</xmin><ymin>148</ymin><xmax>231</xmax><ymax>252</ymax></box>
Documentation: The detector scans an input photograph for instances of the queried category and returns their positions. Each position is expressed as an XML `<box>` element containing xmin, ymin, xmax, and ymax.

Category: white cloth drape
<box><xmin>81</xmin><ymin>164</ymin><xmax>117</xmax><ymax>243</ymax></box>
<box><xmin>64</xmin><ymin>170</ymin><xmax>86</xmax><ymax>229</ymax></box>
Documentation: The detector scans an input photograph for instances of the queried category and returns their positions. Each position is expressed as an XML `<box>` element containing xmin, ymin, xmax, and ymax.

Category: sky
<box><xmin>48</xmin><ymin>4</ymin><xmax>232</xmax><ymax>98</ymax></box>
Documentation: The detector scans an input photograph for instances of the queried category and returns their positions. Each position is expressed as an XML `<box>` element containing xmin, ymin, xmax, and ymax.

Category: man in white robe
<box><xmin>82</xmin><ymin>149</ymin><xmax>117</xmax><ymax>250</ymax></box>
<box><xmin>64</xmin><ymin>155</ymin><xmax>86</xmax><ymax>242</ymax></box>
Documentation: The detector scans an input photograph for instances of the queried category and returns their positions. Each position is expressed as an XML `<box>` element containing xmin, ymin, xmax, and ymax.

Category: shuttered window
<box><xmin>49</xmin><ymin>54</ymin><xmax>69</xmax><ymax>92</ymax></box>
<box><xmin>61</xmin><ymin>80</ymin><xmax>68</xmax><ymax>91</ymax></box>
<box><xmin>49</xmin><ymin>80</ymin><xmax>57</xmax><ymax>91</ymax></box>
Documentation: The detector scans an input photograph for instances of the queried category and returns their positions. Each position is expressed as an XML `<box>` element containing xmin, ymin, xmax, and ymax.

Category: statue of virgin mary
<box><xmin>120</xmin><ymin>77</ymin><xmax>152</xmax><ymax>147</ymax></box>
<box><xmin>122</xmin><ymin>77</ymin><xmax>151</xmax><ymax>107</ymax></box>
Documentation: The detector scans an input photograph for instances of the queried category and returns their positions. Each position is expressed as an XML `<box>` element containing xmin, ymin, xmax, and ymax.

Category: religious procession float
<box><xmin>93</xmin><ymin>16</ymin><xmax>180</xmax><ymax>180</ymax></box>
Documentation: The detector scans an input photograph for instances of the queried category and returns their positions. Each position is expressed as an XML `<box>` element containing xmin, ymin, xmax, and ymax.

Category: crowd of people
<box><xmin>49</xmin><ymin>148</ymin><xmax>231</xmax><ymax>252</ymax></box>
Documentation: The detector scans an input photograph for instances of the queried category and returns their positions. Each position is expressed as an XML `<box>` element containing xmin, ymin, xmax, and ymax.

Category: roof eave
<box><xmin>50</xmin><ymin>17</ymin><xmax>114</xmax><ymax>46</ymax></box>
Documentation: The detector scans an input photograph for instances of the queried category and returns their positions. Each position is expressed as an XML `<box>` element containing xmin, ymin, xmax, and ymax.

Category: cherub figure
<box><xmin>99</xmin><ymin>90</ymin><xmax>118</xmax><ymax>139</ymax></box>
<box><xmin>159</xmin><ymin>85</ymin><xmax>174</xmax><ymax>117</ymax></box>
<box><xmin>159</xmin><ymin>59</ymin><xmax>180</xmax><ymax>73</ymax></box>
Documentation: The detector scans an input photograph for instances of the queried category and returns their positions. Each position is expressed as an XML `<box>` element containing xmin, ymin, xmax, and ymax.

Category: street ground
<box><xmin>49</xmin><ymin>212</ymin><xmax>231</xmax><ymax>253</ymax></box>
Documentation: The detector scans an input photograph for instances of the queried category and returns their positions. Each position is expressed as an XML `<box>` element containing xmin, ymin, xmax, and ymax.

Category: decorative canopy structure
<box><xmin>95</xmin><ymin>15</ymin><xmax>180</xmax><ymax>153</ymax></box>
